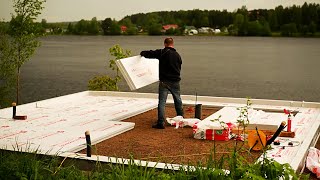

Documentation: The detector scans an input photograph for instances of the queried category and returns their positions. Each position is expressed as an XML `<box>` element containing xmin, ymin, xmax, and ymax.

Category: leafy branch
<box><xmin>88</xmin><ymin>44</ymin><xmax>131</xmax><ymax>91</ymax></box>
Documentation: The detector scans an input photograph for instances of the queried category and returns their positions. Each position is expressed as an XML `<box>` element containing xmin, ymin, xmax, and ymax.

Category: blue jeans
<box><xmin>157</xmin><ymin>81</ymin><xmax>184</xmax><ymax>125</ymax></box>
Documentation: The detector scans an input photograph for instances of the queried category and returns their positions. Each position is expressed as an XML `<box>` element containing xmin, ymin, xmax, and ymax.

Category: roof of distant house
<box><xmin>162</xmin><ymin>24</ymin><xmax>179</xmax><ymax>30</ymax></box>
<box><xmin>121</xmin><ymin>25</ymin><xmax>127</xmax><ymax>32</ymax></box>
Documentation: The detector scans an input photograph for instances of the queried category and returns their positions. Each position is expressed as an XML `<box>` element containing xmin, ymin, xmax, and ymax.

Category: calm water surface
<box><xmin>21</xmin><ymin>35</ymin><xmax>320</xmax><ymax>103</ymax></box>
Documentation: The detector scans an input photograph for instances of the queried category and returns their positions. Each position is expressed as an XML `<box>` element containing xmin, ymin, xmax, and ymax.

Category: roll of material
<box><xmin>195</xmin><ymin>104</ymin><xmax>202</xmax><ymax>119</ymax></box>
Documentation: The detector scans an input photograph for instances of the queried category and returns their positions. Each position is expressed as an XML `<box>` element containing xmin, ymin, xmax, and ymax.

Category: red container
<box><xmin>287</xmin><ymin>115</ymin><xmax>292</xmax><ymax>132</ymax></box>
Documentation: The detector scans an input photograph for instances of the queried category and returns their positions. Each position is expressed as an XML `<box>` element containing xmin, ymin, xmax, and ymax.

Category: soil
<box><xmin>80</xmin><ymin>105</ymin><xmax>261</xmax><ymax>166</ymax></box>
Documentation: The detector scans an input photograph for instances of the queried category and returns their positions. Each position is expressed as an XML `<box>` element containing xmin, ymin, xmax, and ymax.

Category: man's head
<box><xmin>164</xmin><ymin>37</ymin><xmax>174</xmax><ymax>47</ymax></box>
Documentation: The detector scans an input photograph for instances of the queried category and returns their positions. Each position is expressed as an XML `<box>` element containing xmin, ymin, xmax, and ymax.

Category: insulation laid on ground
<box><xmin>264</xmin><ymin>107</ymin><xmax>320</xmax><ymax>169</ymax></box>
<box><xmin>197</xmin><ymin>106</ymin><xmax>320</xmax><ymax>170</ymax></box>
<box><xmin>193</xmin><ymin>107</ymin><xmax>287</xmax><ymax>141</ymax></box>
<box><xmin>0</xmin><ymin>91</ymin><xmax>319</xmax><ymax>173</ymax></box>
<box><xmin>115</xmin><ymin>55</ymin><xmax>159</xmax><ymax>90</ymax></box>
<box><xmin>201</xmin><ymin>106</ymin><xmax>287</xmax><ymax>130</ymax></box>
<box><xmin>47</xmin><ymin>91</ymin><xmax>319</xmax><ymax>173</ymax></box>
<box><xmin>0</xmin><ymin>91</ymin><xmax>157</xmax><ymax>154</ymax></box>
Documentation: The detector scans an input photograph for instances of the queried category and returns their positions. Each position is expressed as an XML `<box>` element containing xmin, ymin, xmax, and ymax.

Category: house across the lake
<box><xmin>162</xmin><ymin>24</ymin><xmax>179</xmax><ymax>32</ymax></box>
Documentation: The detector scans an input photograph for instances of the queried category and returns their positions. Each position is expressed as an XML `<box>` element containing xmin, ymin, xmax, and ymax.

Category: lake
<box><xmin>20</xmin><ymin>35</ymin><xmax>320</xmax><ymax>104</ymax></box>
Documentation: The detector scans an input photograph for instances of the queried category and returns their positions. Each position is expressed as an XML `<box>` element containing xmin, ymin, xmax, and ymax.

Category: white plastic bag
<box><xmin>306</xmin><ymin>147</ymin><xmax>320</xmax><ymax>178</ymax></box>
<box><xmin>166</xmin><ymin>116</ymin><xmax>200</xmax><ymax>129</ymax></box>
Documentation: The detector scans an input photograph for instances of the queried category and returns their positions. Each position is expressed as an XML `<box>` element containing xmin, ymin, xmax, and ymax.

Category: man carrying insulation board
<box><xmin>140</xmin><ymin>37</ymin><xmax>184</xmax><ymax>129</ymax></box>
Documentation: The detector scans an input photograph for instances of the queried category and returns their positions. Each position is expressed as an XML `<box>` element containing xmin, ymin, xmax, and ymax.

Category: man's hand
<box><xmin>140</xmin><ymin>51</ymin><xmax>146</xmax><ymax>57</ymax></box>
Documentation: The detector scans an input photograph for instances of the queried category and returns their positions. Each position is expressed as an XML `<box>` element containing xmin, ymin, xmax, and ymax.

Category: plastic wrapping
<box><xmin>166</xmin><ymin>116</ymin><xmax>201</xmax><ymax>129</ymax></box>
<box><xmin>193</xmin><ymin>122</ymin><xmax>235</xmax><ymax>141</ymax></box>
<box><xmin>306</xmin><ymin>147</ymin><xmax>320</xmax><ymax>178</ymax></box>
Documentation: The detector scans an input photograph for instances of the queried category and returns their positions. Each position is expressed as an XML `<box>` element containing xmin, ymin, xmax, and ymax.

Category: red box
<box><xmin>193</xmin><ymin>123</ymin><xmax>233</xmax><ymax>141</ymax></box>
<box><xmin>205</xmin><ymin>129</ymin><xmax>231</xmax><ymax>141</ymax></box>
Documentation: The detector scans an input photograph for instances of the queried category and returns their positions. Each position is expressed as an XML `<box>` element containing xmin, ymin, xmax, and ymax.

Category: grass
<box><xmin>0</xmin><ymin>150</ymin><xmax>86</xmax><ymax>179</ymax></box>
<box><xmin>0</xmin><ymin>144</ymin><xmax>310</xmax><ymax>180</ymax></box>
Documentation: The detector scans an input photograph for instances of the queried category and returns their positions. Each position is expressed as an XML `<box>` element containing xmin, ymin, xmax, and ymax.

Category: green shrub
<box><xmin>88</xmin><ymin>44</ymin><xmax>131</xmax><ymax>91</ymax></box>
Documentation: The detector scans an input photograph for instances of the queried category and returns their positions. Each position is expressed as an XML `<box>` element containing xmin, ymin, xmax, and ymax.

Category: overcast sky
<box><xmin>1</xmin><ymin>0</ymin><xmax>319</xmax><ymax>22</ymax></box>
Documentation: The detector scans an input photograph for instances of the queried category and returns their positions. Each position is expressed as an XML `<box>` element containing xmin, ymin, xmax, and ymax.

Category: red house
<box><xmin>162</xmin><ymin>24</ymin><xmax>178</xmax><ymax>32</ymax></box>
<box><xmin>121</xmin><ymin>25</ymin><xmax>127</xmax><ymax>33</ymax></box>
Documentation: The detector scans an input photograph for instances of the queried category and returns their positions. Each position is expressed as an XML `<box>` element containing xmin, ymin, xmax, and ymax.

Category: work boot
<box><xmin>152</xmin><ymin>123</ymin><xmax>165</xmax><ymax>129</ymax></box>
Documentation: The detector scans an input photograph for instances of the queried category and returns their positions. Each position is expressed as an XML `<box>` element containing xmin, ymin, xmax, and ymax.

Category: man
<box><xmin>140</xmin><ymin>37</ymin><xmax>184</xmax><ymax>129</ymax></box>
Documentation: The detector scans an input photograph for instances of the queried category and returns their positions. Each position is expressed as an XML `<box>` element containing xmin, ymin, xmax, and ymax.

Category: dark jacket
<box><xmin>140</xmin><ymin>47</ymin><xmax>182</xmax><ymax>82</ymax></box>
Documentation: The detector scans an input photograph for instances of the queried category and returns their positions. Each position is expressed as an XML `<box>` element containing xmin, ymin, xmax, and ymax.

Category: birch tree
<box><xmin>8</xmin><ymin>0</ymin><xmax>46</xmax><ymax>104</ymax></box>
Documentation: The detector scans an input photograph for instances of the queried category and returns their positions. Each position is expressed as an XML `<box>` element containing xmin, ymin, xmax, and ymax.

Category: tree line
<box><xmin>55</xmin><ymin>2</ymin><xmax>320</xmax><ymax>36</ymax></box>
<box><xmin>1</xmin><ymin>2</ymin><xmax>319</xmax><ymax>37</ymax></box>
<box><xmin>124</xmin><ymin>2</ymin><xmax>320</xmax><ymax>36</ymax></box>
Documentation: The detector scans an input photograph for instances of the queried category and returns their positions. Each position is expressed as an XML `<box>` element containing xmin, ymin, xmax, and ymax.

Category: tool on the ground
<box><xmin>85</xmin><ymin>131</ymin><xmax>91</xmax><ymax>157</ymax></box>
<box><xmin>248</xmin><ymin>128</ymin><xmax>267</xmax><ymax>151</ymax></box>
<box><xmin>12</xmin><ymin>102</ymin><xmax>27</xmax><ymax>120</ymax></box>
<box><xmin>266</xmin><ymin>121</ymin><xmax>287</xmax><ymax>145</ymax></box>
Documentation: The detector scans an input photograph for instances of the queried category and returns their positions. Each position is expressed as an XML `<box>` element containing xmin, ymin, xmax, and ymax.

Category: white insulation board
<box><xmin>202</xmin><ymin>106</ymin><xmax>287</xmax><ymax>129</ymax></box>
<box><xmin>0</xmin><ymin>91</ymin><xmax>158</xmax><ymax>154</ymax></box>
<box><xmin>116</xmin><ymin>55</ymin><xmax>159</xmax><ymax>90</ymax></box>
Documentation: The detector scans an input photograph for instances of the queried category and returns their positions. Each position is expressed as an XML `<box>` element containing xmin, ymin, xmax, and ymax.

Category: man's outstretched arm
<box><xmin>140</xmin><ymin>49</ymin><xmax>161</xmax><ymax>59</ymax></box>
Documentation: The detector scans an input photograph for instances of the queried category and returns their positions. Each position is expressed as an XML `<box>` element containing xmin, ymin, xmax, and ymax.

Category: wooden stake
<box><xmin>85</xmin><ymin>131</ymin><xmax>91</xmax><ymax>157</ymax></box>
<box><xmin>12</xmin><ymin>102</ymin><xmax>16</xmax><ymax>118</ymax></box>
<box><xmin>12</xmin><ymin>102</ymin><xmax>27</xmax><ymax>120</ymax></box>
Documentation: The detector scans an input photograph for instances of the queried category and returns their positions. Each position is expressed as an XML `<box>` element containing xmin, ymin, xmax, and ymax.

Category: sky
<box><xmin>1</xmin><ymin>0</ymin><xmax>320</xmax><ymax>22</ymax></box>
